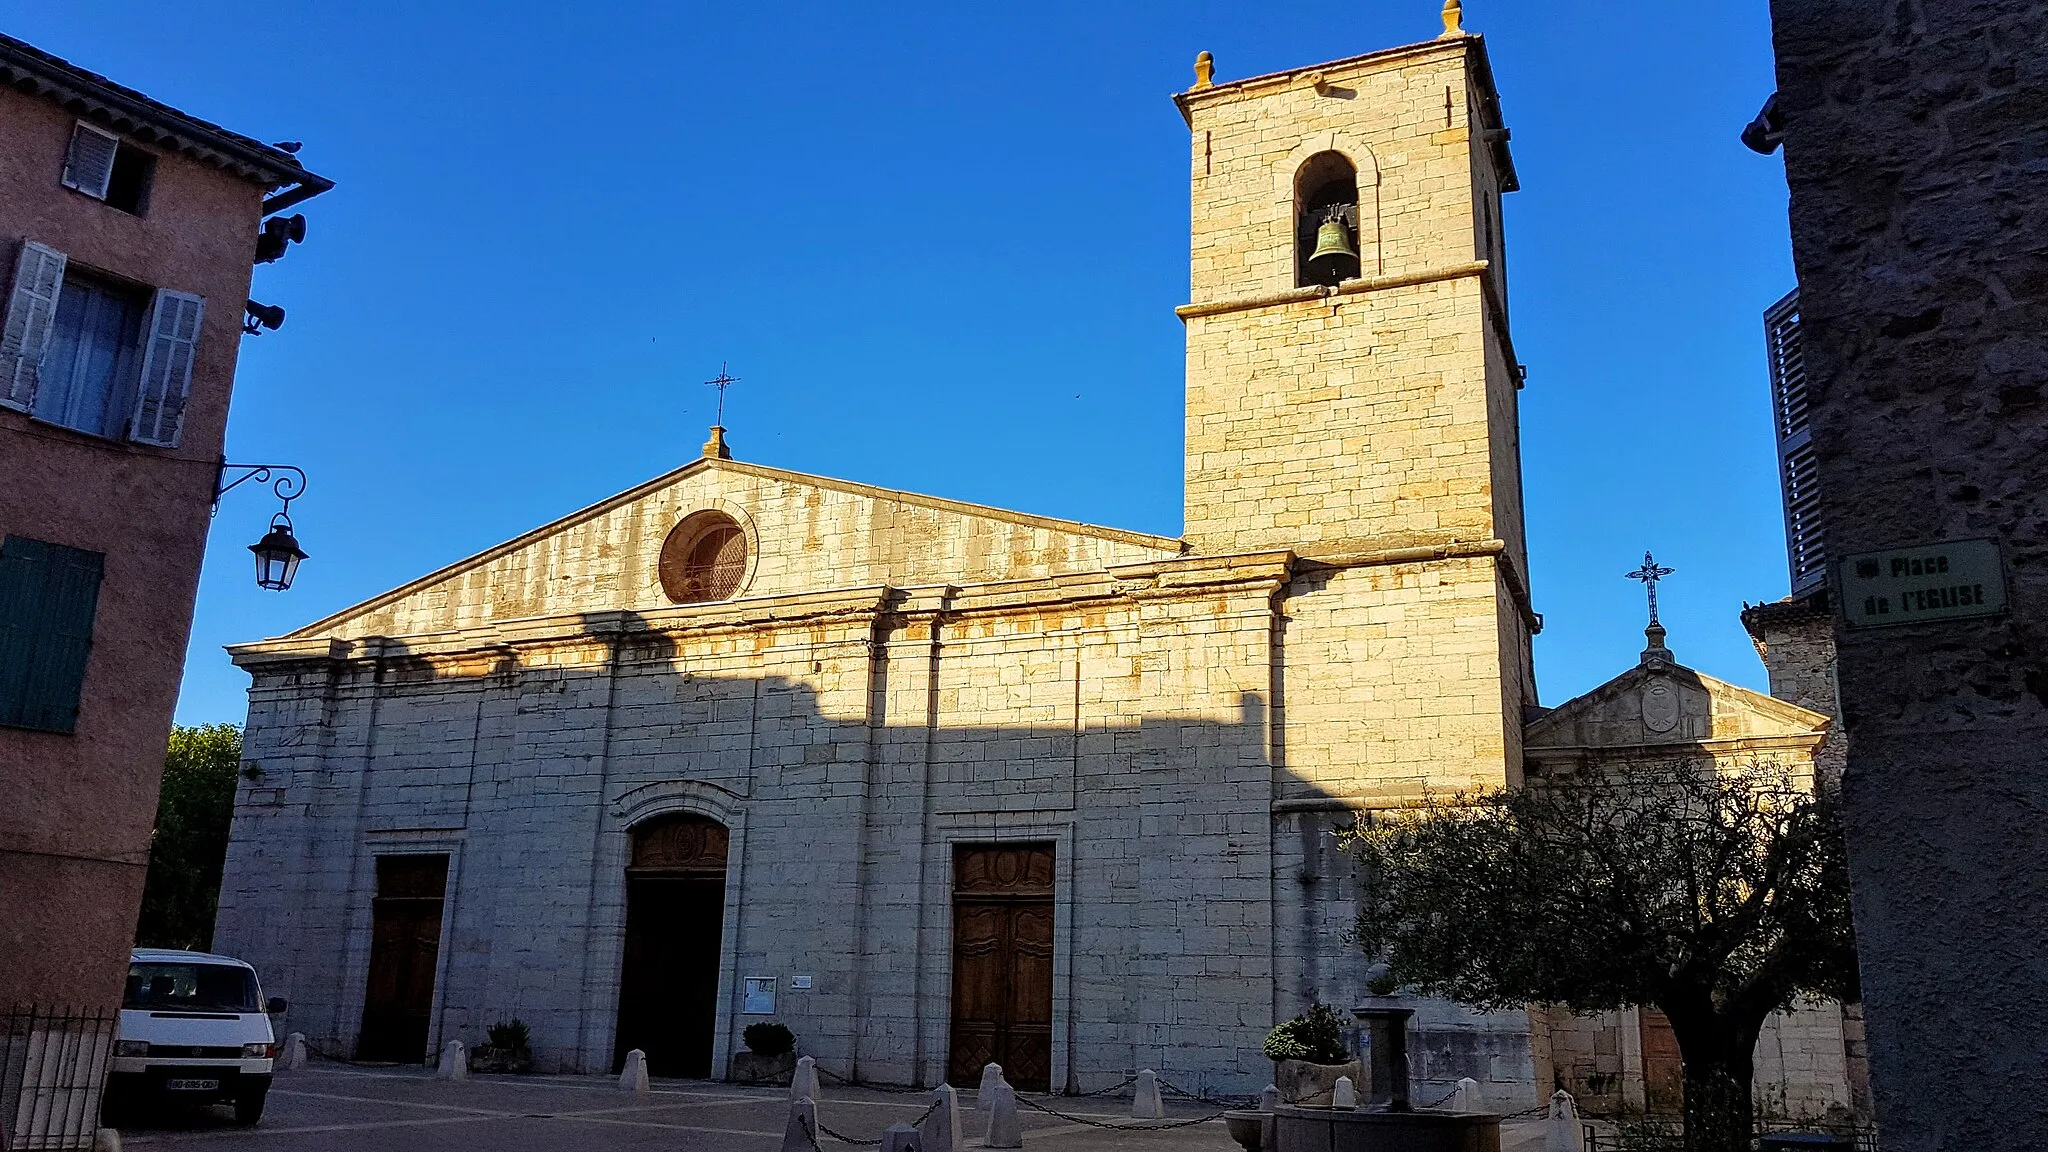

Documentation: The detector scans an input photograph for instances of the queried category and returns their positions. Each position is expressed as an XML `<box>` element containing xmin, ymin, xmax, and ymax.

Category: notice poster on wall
<box><xmin>742</xmin><ymin>977</ymin><xmax>776</xmax><ymax>1015</ymax></box>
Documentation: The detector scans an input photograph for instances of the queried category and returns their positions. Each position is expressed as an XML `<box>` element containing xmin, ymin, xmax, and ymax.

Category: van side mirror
<box><xmin>266</xmin><ymin>997</ymin><xmax>289</xmax><ymax>1014</ymax></box>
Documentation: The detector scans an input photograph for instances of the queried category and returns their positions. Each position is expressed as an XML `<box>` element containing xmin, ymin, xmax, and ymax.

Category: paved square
<box><xmin>113</xmin><ymin>1064</ymin><xmax>1554</xmax><ymax>1150</ymax></box>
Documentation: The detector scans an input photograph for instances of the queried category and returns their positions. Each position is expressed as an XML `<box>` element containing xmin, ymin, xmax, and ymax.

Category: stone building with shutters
<box><xmin>216</xmin><ymin>14</ymin><xmax>1550</xmax><ymax>1099</ymax></box>
<box><xmin>0</xmin><ymin>24</ymin><xmax>329</xmax><ymax>1097</ymax></box>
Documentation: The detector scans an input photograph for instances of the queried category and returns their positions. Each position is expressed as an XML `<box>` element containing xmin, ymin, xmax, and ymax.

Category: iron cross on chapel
<box><xmin>1626</xmin><ymin>551</ymin><xmax>1676</xmax><ymax>659</ymax></box>
<box><xmin>701</xmin><ymin>363</ymin><xmax>739</xmax><ymax>460</ymax></box>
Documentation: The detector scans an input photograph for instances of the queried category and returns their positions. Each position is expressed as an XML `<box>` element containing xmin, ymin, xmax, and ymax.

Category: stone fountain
<box><xmin>1225</xmin><ymin>1005</ymin><xmax>1502</xmax><ymax>1152</ymax></box>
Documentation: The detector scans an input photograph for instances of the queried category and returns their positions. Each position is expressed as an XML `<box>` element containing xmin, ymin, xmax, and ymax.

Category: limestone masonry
<box><xmin>212</xmin><ymin>23</ymin><xmax>1699</xmax><ymax>1104</ymax></box>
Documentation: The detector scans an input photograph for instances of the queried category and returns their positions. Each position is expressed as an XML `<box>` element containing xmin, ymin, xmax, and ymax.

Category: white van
<box><xmin>106</xmin><ymin>948</ymin><xmax>286</xmax><ymax>1125</ymax></box>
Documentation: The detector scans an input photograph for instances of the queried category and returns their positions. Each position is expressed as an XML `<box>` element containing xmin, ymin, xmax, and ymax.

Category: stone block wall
<box><xmin>1769</xmin><ymin>2</ymin><xmax>2048</xmax><ymax>1147</ymax></box>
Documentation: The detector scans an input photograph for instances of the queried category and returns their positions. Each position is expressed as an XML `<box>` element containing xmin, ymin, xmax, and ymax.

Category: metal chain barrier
<box><xmin>1012</xmin><ymin>1092</ymin><xmax>1229</xmax><ymax>1132</ymax></box>
<box><xmin>1156</xmin><ymin>1075</ymin><xmax>1258</xmax><ymax>1109</ymax></box>
<box><xmin>805</xmin><ymin>1091</ymin><xmax>944</xmax><ymax>1146</ymax></box>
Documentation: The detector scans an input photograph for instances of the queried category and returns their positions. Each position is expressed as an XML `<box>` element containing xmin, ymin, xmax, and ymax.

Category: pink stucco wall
<box><xmin>0</xmin><ymin>86</ymin><xmax>270</xmax><ymax>1012</ymax></box>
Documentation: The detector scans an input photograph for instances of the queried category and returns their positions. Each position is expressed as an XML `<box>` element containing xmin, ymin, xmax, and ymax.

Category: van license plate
<box><xmin>166</xmin><ymin>1079</ymin><xmax>219</xmax><ymax>1092</ymax></box>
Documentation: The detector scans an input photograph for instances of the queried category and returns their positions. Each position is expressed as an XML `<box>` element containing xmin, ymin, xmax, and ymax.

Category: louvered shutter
<box><xmin>0</xmin><ymin>537</ymin><xmax>105</xmax><ymax>734</ymax></box>
<box><xmin>1765</xmin><ymin>290</ymin><xmax>1825</xmax><ymax>593</ymax></box>
<box><xmin>130</xmin><ymin>289</ymin><xmax>204</xmax><ymax>446</ymax></box>
<box><xmin>0</xmin><ymin>241</ymin><xmax>67</xmax><ymax>412</ymax></box>
<box><xmin>61</xmin><ymin>122</ymin><xmax>119</xmax><ymax>199</ymax></box>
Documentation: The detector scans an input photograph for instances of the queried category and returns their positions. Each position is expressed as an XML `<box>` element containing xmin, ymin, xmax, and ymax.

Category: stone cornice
<box><xmin>1176</xmin><ymin>260</ymin><xmax>1489</xmax><ymax>321</ymax></box>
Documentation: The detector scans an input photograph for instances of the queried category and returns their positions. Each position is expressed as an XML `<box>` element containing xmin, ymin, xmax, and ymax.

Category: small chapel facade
<box><xmin>217</xmin><ymin>21</ymin><xmax>1544</xmax><ymax>1098</ymax></box>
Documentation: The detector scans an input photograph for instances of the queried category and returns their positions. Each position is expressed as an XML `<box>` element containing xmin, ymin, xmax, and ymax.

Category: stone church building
<box><xmin>214</xmin><ymin>14</ymin><xmax>1854</xmax><ymax>1112</ymax></box>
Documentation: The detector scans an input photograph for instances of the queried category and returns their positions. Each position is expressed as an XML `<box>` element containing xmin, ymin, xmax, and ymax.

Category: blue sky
<box><xmin>14</xmin><ymin>2</ymin><xmax>1797</xmax><ymax>726</ymax></box>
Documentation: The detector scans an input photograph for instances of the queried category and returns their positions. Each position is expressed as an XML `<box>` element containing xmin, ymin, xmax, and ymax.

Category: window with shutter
<box><xmin>0</xmin><ymin>241</ymin><xmax>68</xmax><ymax>412</ymax></box>
<box><xmin>61</xmin><ymin>122</ymin><xmax>119</xmax><ymax>200</ymax></box>
<box><xmin>130</xmin><ymin>289</ymin><xmax>204</xmax><ymax>447</ymax></box>
<box><xmin>1765</xmin><ymin>290</ymin><xmax>1825</xmax><ymax>593</ymax></box>
<box><xmin>0</xmin><ymin>536</ymin><xmax>106</xmax><ymax>735</ymax></box>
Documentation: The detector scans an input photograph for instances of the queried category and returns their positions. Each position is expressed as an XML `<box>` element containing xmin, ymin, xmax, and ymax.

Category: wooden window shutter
<box><xmin>62</xmin><ymin>122</ymin><xmax>119</xmax><ymax>199</ymax></box>
<box><xmin>0</xmin><ymin>536</ymin><xmax>106</xmax><ymax>734</ymax></box>
<box><xmin>1765</xmin><ymin>290</ymin><xmax>1825</xmax><ymax>593</ymax></box>
<box><xmin>130</xmin><ymin>289</ymin><xmax>205</xmax><ymax>446</ymax></box>
<box><xmin>0</xmin><ymin>241</ymin><xmax>68</xmax><ymax>412</ymax></box>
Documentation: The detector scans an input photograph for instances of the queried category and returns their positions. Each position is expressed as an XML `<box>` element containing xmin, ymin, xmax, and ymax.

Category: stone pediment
<box><xmin>1523</xmin><ymin>656</ymin><xmax>1829</xmax><ymax>755</ymax></box>
<box><xmin>281</xmin><ymin>457</ymin><xmax>1184</xmax><ymax>642</ymax></box>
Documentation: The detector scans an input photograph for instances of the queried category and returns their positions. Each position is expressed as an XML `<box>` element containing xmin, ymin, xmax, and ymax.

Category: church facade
<box><xmin>216</xmin><ymin>20</ymin><xmax>1545</xmax><ymax>1099</ymax></box>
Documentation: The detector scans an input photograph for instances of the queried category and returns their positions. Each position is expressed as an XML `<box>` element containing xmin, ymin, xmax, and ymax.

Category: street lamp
<box><xmin>215</xmin><ymin>463</ymin><xmax>308</xmax><ymax>591</ymax></box>
<box><xmin>248</xmin><ymin>512</ymin><xmax>307</xmax><ymax>591</ymax></box>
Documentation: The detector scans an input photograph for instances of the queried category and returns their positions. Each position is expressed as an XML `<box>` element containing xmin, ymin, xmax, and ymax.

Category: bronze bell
<box><xmin>1306</xmin><ymin>214</ymin><xmax>1360</xmax><ymax>283</ymax></box>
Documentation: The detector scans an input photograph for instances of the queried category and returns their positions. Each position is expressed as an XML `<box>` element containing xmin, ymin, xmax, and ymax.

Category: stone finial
<box><xmin>791</xmin><ymin>1055</ymin><xmax>820</xmax><ymax>1102</ymax></box>
<box><xmin>977</xmin><ymin>1062</ymin><xmax>1003</xmax><ymax>1111</ymax></box>
<box><xmin>703</xmin><ymin>425</ymin><xmax>731</xmax><ymax>459</ymax></box>
<box><xmin>1439</xmin><ymin>0</ymin><xmax>1465</xmax><ymax>37</ymax></box>
<box><xmin>1642</xmin><ymin>621</ymin><xmax>1673</xmax><ymax>663</ymax></box>
<box><xmin>1131</xmin><ymin>1069</ymin><xmax>1165</xmax><ymax>1119</ymax></box>
<box><xmin>983</xmin><ymin>1079</ymin><xmax>1022</xmax><ymax>1148</ymax></box>
<box><xmin>1547</xmin><ymin>1089</ymin><xmax>1587</xmax><ymax>1152</ymax></box>
<box><xmin>618</xmin><ymin>1048</ymin><xmax>650</xmax><ymax>1092</ymax></box>
<box><xmin>781</xmin><ymin>1097</ymin><xmax>819</xmax><ymax>1152</ymax></box>
<box><xmin>1193</xmin><ymin>50</ymin><xmax>1215</xmax><ymax>89</ymax></box>
<box><xmin>919</xmin><ymin>1084</ymin><xmax>961</xmax><ymax>1152</ymax></box>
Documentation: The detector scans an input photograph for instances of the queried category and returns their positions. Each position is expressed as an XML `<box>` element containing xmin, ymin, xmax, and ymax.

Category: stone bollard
<box><xmin>984</xmin><ymin>1077</ymin><xmax>1022</xmax><ymax>1149</ymax></box>
<box><xmin>1332</xmin><ymin>1075</ymin><xmax>1358</xmax><ymax>1110</ymax></box>
<box><xmin>436</xmin><ymin>1040</ymin><xmax>468</xmax><ymax>1081</ymax></box>
<box><xmin>618</xmin><ymin>1048</ymin><xmax>650</xmax><ymax>1093</ymax></box>
<box><xmin>1131</xmin><ymin>1068</ymin><xmax>1165</xmax><ymax>1120</ymax></box>
<box><xmin>1452</xmin><ymin>1077</ymin><xmax>1482</xmax><ymax>1113</ymax></box>
<box><xmin>977</xmin><ymin>1062</ymin><xmax>1004</xmax><ymax>1112</ymax></box>
<box><xmin>882</xmin><ymin>1122</ymin><xmax>923</xmax><ymax>1152</ymax></box>
<box><xmin>779</xmin><ymin>1096</ymin><xmax>817</xmax><ymax>1152</ymax></box>
<box><xmin>918</xmin><ymin>1083</ymin><xmax>961</xmax><ymax>1152</ymax></box>
<box><xmin>92</xmin><ymin>1128</ymin><xmax>122</xmax><ymax>1152</ymax></box>
<box><xmin>1259</xmin><ymin>1085</ymin><xmax>1282</xmax><ymax>1112</ymax></box>
<box><xmin>791</xmin><ymin>1055</ymin><xmax>820</xmax><ymax>1102</ymax></box>
<box><xmin>280</xmin><ymin>1032</ymin><xmax>308</xmax><ymax>1071</ymax></box>
<box><xmin>1546</xmin><ymin>1089</ymin><xmax>1587</xmax><ymax>1152</ymax></box>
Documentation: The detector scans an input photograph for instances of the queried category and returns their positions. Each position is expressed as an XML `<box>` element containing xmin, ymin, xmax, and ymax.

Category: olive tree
<box><xmin>135</xmin><ymin>724</ymin><xmax>243</xmax><ymax>950</ymax></box>
<box><xmin>1343</xmin><ymin>760</ymin><xmax>1858</xmax><ymax>1152</ymax></box>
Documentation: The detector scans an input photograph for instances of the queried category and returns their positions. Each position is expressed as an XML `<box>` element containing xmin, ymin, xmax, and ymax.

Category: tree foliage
<box><xmin>135</xmin><ymin>724</ymin><xmax>243</xmax><ymax>951</ymax></box>
<box><xmin>1342</xmin><ymin>760</ymin><xmax>1857</xmax><ymax>1152</ymax></box>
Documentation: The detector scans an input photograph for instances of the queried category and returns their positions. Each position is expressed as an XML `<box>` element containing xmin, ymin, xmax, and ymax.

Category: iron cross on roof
<box><xmin>705</xmin><ymin>362</ymin><xmax>740</xmax><ymax>427</ymax></box>
<box><xmin>1626</xmin><ymin>551</ymin><xmax>1676</xmax><ymax>627</ymax></box>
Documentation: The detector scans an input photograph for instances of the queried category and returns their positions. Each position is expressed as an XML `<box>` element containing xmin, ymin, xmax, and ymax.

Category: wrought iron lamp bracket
<box><xmin>214</xmin><ymin>462</ymin><xmax>307</xmax><ymax>517</ymax></box>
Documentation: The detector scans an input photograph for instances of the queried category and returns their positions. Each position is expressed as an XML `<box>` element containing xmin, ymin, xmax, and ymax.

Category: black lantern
<box><xmin>249</xmin><ymin>513</ymin><xmax>307</xmax><ymax>591</ymax></box>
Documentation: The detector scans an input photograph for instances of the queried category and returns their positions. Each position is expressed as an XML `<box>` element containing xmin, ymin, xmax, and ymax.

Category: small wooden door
<box><xmin>949</xmin><ymin>844</ymin><xmax>1055</xmax><ymax>1092</ymax></box>
<box><xmin>1639</xmin><ymin>1008</ymin><xmax>1685</xmax><ymax>1115</ymax></box>
<box><xmin>357</xmin><ymin>855</ymin><xmax>448</xmax><ymax>1063</ymax></box>
<box><xmin>615</xmin><ymin>815</ymin><xmax>729</xmax><ymax>1078</ymax></box>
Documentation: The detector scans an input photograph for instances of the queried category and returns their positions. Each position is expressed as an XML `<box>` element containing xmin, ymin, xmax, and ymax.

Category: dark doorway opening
<box><xmin>949</xmin><ymin>843</ymin><xmax>1055</xmax><ymax>1092</ymax></box>
<box><xmin>615</xmin><ymin>814</ymin><xmax>729</xmax><ymax>1078</ymax></box>
<box><xmin>357</xmin><ymin>855</ymin><xmax>448</xmax><ymax>1063</ymax></box>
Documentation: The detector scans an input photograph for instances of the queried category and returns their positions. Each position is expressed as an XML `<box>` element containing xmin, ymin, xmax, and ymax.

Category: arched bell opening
<box><xmin>614</xmin><ymin>813</ymin><xmax>730</xmax><ymax>1078</ymax></box>
<box><xmin>1295</xmin><ymin>151</ymin><xmax>1362</xmax><ymax>287</ymax></box>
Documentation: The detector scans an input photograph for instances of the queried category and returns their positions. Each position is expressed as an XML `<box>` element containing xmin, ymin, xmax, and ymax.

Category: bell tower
<box><xmin>1173</xmin><ymin>13</ymin><xmax>1526</xmax><ymax>571</ymax></box>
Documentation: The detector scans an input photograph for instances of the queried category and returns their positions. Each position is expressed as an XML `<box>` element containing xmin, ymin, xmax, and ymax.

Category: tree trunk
<box><xmin>1680</xmin><ymin>1057</ymin><xmax>1753</xmax><ymax>1152</ymax></box>
<box><xmin>1661</xmin><ymin>1006</ymin><xmax>1760</xmax><ymax>1152</ymax></box>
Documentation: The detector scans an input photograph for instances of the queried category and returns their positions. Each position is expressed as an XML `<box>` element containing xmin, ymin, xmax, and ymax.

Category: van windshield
<box><xmin>124</xmin><ymin>963</ymin><xmax>261</xmax><ymax>1013</ymax></box>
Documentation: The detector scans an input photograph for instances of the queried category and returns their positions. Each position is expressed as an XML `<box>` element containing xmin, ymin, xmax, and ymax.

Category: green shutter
<box><xmin>0</xmin><ymin>536</ymin><xmax>105</xmax><ymax>733</ymax></box>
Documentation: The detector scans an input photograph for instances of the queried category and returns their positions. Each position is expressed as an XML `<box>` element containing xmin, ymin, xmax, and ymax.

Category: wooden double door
<box><xmin>358</xmin><ymin>855</ymin><xmax>448</xmax><ymax>1063</ymax></box>
<box><xmin>614</xmin><ymin>815</ymin><xmax>730</xmax><ymax>1078</ymax></box>
<box><xmin>949</xmin><ymin>844</ymin><xmax>1055</xmax><ymax>1092</ymax></box>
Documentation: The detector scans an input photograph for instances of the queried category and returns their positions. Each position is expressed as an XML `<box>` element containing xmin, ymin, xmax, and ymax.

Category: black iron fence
<box><xmin>1583</xmin><ymin>1121</ymin><xmax>1878</xmax><ymax>1152</ymax></box>
<box><xmin>0</xmin><ymin>1006</ymin><xmax>117</xmax><ymax>1151</ymax></box>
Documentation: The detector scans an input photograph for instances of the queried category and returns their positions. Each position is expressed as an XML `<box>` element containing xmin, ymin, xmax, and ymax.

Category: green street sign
<box><xmin>1837</xmin><ymin>538</ymin><xmax>2008</xmax><ymax>629</ymax></box>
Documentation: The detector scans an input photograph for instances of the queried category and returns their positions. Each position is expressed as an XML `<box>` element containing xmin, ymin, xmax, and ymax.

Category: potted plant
<box><xmin>468</xmin><ymin>1019</ymin><xmax>533</xmax><ymax>1074</ymax></box>
<box><xmin>730</xmin><ymin>1022</ymin><xmax>798</xmax><ymax>1085</ymax></box>
<box><xmin>1263</xmin><ymin>1003</ymin><xmax>1362</xmax><ymax>1106</ymax></box>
